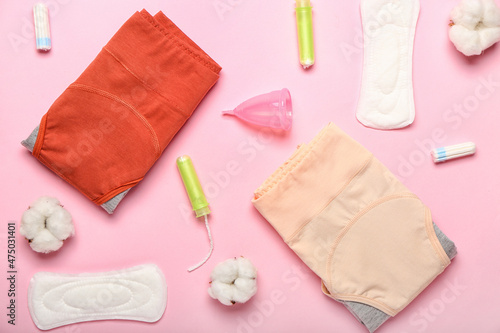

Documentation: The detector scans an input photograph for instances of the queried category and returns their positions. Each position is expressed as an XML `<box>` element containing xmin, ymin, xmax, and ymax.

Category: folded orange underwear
<box><xmin>22</xmin><ymin>10</ymin><xmax>221</xmax><ymax>213</ymax></box>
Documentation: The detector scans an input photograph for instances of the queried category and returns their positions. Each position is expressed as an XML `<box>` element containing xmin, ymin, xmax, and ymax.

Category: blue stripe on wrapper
<box><xmin>435</xmin><ymin>147</ymin><xmax>447</xmax><ymax>162</ymax></box>
<box><xmin>36</xmin><ymin>37</ymin><xmax>51</xmax><ymax>50</ymax></box>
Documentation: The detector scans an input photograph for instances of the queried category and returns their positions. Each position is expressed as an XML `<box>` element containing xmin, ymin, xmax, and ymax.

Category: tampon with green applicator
<box><xmin>295</xmin><ymin>0</ymin><xmax>315</xmax><ymax>69</ymax></box>
<box><xmin>177</xmin><ymin>155</ymin><xmax>213</xmax><ymax>272</ymax></box>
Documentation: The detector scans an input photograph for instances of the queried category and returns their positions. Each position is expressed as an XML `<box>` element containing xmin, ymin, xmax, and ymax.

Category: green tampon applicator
<box><xmin>295</xmin><ymin>0</ymin><xmax>315</xmax><ymax>69</ymax></box>
<box><xmin>177</xmin><ymin>155</ymin><xmax>213</xmax><ymax>272</ymax></box>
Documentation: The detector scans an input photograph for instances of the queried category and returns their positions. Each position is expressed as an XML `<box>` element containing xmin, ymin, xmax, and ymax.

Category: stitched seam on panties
<box><xmin>325</xmin><ymin>194</ymin><xmax>418</xmax><ymax>296</ymax></box>
<box><xmin>33</xmin><ymin>114</ymin><xmax>48</xmax><ymax>158</ymax></box>
<box><xmin>69</xmin><ymin>83</ymin><xmax>161</xmax><ymax>158</ymax></box>
<box><xmin>37</xmin><ymin>143</ymin><xmax>143</xmax><ymax>204</ymax></box>
<box><xmin>102</xmin><ymin>46</ymin><xmax>186</xmax><ymax>114</ymax></box>
<box><xmin>253</xmin><ymin>145</ymin><xmax>307</xmax><ymax>198</ymax></box>
<box><xmin>95</xmin><ymin>179</ymin><xmax>142</xmax><ymax>206</ymax></box>
<box><xmin>254</xmin><ymin>124</ymin><xmax>331</xmax><ymax>199</ymax></box>
<box><xmin>331</xmin><ymin>294</ymin><xmax>397</xmax><ymax>316</ymax></box>
<box><xmin>424</xmin><ymin>208</ymin><xmax>450</xmax><ymax>266</ymax></box>
<box><xmin>390</xmin><ymin>208</ymin><xmax>449</xmax><ymax>313</ymax></box>
<box><xmin>321</xmin><ymin>281</ymin><xmax>396</xmax><ymax>315</ymax></box>
<box><xmin>393</xmin><ymin>264</ymin><xmax>445</xmax><ymax>313</ymax></box>
<box><xmin>139</xmin><ymin>11</ymin><xmax>220</xmax><ymax>73</ymax></box>
<box><xmin>393</xmin><ymin>250</ymin><xmax>447</xmax><ymax>313</ymax></box>
<box><xmin>286</xmin><ymin>155</ymin><xmax>374</xmax><ymax>242</ymax></box>
<box><xmin>36</xmin><ymin>154</ymin><xmax>99</xmax><ymax>202</ymax></box>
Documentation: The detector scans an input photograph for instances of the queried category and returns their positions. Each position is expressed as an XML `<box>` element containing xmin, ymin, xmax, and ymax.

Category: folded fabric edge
<box><xmin>142</xmin><ymin>10</ymin><xmax>222</xmax><ymax>75</ymax></box>
<box><xmin>101</xmin><ymin>189</ymin><xmax>130</xmax><ymax>214</ymax></box>
<box><xmin>21</xmin><ymin>125</ymin><xmax>39</xmax><ymax>153</ymax></box>
<box><xmin>21</xmin><ymin>126</ymin><xmax>128</xmax><ymax>214</ymax></box>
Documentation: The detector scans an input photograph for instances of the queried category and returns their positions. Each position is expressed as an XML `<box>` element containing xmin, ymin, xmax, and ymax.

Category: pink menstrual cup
<box><xmin>222</xmin><ymin>88</ymin><xmax>292</xmax><ymax>130</ymax></box>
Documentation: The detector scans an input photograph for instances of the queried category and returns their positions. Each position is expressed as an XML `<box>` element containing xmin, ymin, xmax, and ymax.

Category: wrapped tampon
<box><xmin>431</xmin><ymin>142</ymin><xmax>476</xmax><ymax>163</ymax></box>
<box><xmin>33</xmin><ymin>3</ymin><xmax>51</xmax><ymax>51</ymax></box>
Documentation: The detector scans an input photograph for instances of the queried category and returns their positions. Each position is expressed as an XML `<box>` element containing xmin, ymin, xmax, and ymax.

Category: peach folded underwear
<box><xmin>252</xmin><ymin>123</ymin><xmax>457</xmax><ymax>332</ymax></box>
<box><xmin>22</xmin><ymin>10</ymin><xmax>221</xmax><ymax>214</ymax></box>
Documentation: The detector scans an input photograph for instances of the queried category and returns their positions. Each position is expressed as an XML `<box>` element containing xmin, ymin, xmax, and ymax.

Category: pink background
<box><xmin>1</xmin><ymin>0</ymin><xmax>499</xmax><ymax>332</ymax></box>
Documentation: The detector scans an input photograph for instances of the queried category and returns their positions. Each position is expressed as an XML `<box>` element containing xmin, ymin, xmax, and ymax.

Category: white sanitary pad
<box><xmin>356</xmin><ymin>0</ymin><xmax>420</xmax><ymax>130</ymax></box>
<box><xmin>28</xmin><ymin>264</ymin><xmax>167</xmax><ymax>330</ymax></box>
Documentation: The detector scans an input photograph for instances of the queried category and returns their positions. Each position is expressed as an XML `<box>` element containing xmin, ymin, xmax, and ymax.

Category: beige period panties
<box><xmin>252</xmin><ymin>123</ymin><xmax>456</xmax><ymax>332</ymax></box>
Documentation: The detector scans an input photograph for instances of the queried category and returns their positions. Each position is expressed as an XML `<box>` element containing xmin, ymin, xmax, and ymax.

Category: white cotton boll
<box><xmin>450</xmin><ymin>25</ymin><xmax>483</xmax><ymax>55</ymax></box>
<box><xmin>46</xmin><ymin>206</ymin><xmax>74</xmax><ymax>240</ymax></box>
<box><xmin>210</xmin><ymin>260</ymin><xmax>239</xmax><ymax>284</ymax></box>
<box><xmin>236</xmin><ymin>257</ymin><xmax>257</xmax><ymax>279</ymax></box>
<box><xmin>449</xmin><ymin>0</ymin><xmax>500</xmax><ymax>56</ymax></box>
<box><xmin>232</xmin><ymin>288</ymin><xmax>252</xmax><ymax>304</ymax></box>
<box><xmin>233</xmin><ymin>278</ymin><xmax>257</xmax><ymax>303</ymax></box>
<box><xmin>30</xmin><ymin>229</ymin><xmax>63</xmax><ymax>253</ymax></box>
<box><xmin>30</xmin><ymin>196</ymin><xmax>60</xmax><ymax>217</ymax></box>
<box><xmin>479</xmin><ymin>26</ymin><xmax>500</xmax><ymax>48</ymax></box>
<box><xmin>451</xmin><ymin>0</ymin><xmax>483</xmax><ymax>30</ymax></box>
<box><xmin>208</xmin><ymin>280</ymin><xmax>235</xmax><ymax>306</ymax></box>
<box><xmin>234</xmin><ymin>277</ymin><xmax>257</xmax><ymax>292</ymax></box>
<box><xmin>20</xmin><ymin>196</ymin><xmax>74</xmax><ymax>253</ymax></box>
<box><xmin>208</xmin><ymin>257</ymin><xmax>257</xmax><ymax>306</ymax></box>
<box><xmin>20</xmin><ymin>209</ymin><xmax>45</xmax><ymax>239</ymax></box>
<box><xmin>483</xmin><ymin>0</ymin><xmax>500</xmax><ymax>26</ymax></box>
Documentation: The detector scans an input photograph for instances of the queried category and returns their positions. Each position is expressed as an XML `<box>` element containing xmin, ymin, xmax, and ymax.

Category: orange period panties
<box><xmin>23</xmin><ymin>10</ymin><xmax>221</xmax><ymax>213</ymax></box>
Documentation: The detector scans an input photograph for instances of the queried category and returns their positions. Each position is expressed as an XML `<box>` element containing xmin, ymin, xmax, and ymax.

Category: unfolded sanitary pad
<box><xmin>28</xmin><ymin>264</ymin><xmax>167</xmax><ymax>330</ymax></box>
<box><xmin>356</xmin><ymin>0</ymin><xmax>420</xmax><ymax>130</ymax></box>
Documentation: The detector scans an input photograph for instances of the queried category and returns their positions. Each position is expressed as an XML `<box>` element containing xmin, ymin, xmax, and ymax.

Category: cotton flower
<box><xmin>208</xmin><ymin>257</ymin><xmax>257</xmax><ymax>306</ymax></box>
<box><xmin>20</xmin><ymin>196</ymin><xmax>75</xmax><ymax>253</ymax></box>
<box><xmin>449</xmin><ymin>0</ymin><xmax>500</xmax><ymax>56</ymax></box>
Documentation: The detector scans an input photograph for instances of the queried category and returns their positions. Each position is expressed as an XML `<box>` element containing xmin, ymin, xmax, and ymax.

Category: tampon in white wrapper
<box><xmin>33</xmin><ymin>3</ymin><xmax>51</xmax><ymax>51</ymax></box>
<box><xmin>431</xmin><ymin>142</ymin><xmax>476</xmax><ymax>163</ymax></box>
